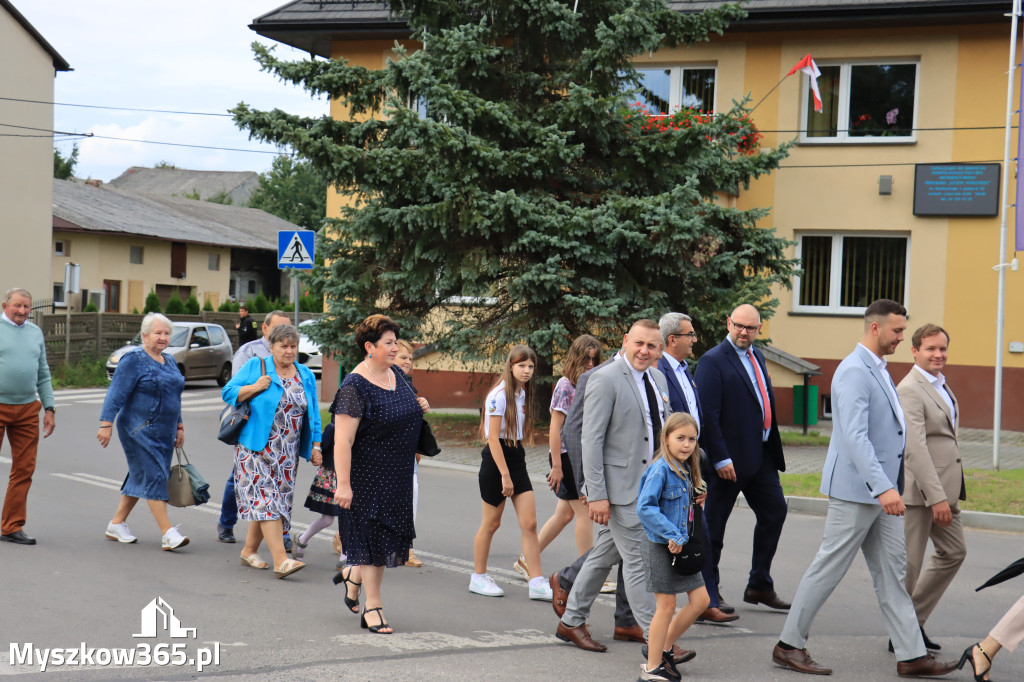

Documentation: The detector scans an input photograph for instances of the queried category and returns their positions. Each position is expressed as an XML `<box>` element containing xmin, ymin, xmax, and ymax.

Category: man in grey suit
<box><xmin>556</xmin><ymin>319</ymin><xmax>669</xmax><ymax>653</ymax></box>
<box><xmin>772</xmin><ymin>299</ymin><xmax>958</xmax><ymax>678</ymax></box>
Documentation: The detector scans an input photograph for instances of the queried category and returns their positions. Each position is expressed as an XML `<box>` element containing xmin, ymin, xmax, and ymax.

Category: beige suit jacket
<box><xmin>896</xmin><ymin>367</ymin><xmax>966</xmax><ymax>507</ymax></box>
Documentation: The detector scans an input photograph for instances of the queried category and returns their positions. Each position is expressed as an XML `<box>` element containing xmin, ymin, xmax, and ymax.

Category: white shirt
<box><xmin>858</xmin><ymin>343</ymin><xmax>906</xmax><ymax>448</ymax></box>
<box><xmin>913</xmin><ymin>364</ymin><xmax>957</xmax><ymax>429</ymax></box>
<box><xmin>484</xmin><ymin>381</ymin><xmax>526</xmax><ymax>441</ymax></box>
<box><xmin>1</xmin><ymin>312</ymin><xmax>25</xmax><ymax>327</ymax></box>
<box><xmin>662</xmin><ymin>352</ymin><xmax>700</xmax><ymax>432</ymax></box>
<box><xmin>629</xmin><ymin>365</ymin><xmax>660</xmax><ymax>458</ymax></box>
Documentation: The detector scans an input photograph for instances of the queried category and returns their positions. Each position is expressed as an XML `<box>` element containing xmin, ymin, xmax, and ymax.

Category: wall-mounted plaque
<box><xmin>913</xmin><ymin>163</ymin><xmax>1000</xmax><ymax>217</ymax></box>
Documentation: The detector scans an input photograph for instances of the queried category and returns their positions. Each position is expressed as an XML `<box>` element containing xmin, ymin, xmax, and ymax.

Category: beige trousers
<box><xmin>991</xmin><ymin>595</ymin><xmax>1024</xmax><ymax>652</ymax></box>
<box><xmin>904</xmin><ymin>502</ymin><xmax>967</xmax><ymax>624</ymax></box>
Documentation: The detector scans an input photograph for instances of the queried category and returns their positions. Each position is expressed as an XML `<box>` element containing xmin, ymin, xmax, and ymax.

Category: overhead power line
<box><xmin>0</xmin><ymin>95</ymin><xmax>234</xmax><ymax>118</ymax></box>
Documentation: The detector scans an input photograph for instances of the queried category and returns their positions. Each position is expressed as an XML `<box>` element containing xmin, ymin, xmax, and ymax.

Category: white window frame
<box><xmin>633</xmin><ymin>64</ymin><xmax>718</xmax><ymax>113</ymax></box>
<box><xmin>129</xmin><ymin>245</ymin><xmax>144</xmax><ymax>264</ymax></box>
<box><xmin>793</xmin><ymin>231</ymin><xmax>911</xmax><ymax>314</ymax></box>
<box><xmin>799</xmin><ymin>59</ymin><xmax>920</xmax><ymax>145</ymax></box>
<box><xmin>54</xmin><ymin>240</ymin><xmax>69</xmax><ymax>256</ymax></box>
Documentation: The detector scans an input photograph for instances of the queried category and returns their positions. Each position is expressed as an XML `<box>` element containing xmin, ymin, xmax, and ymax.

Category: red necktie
<box><xmin>747</xmin><ymin>349</ymin><xmax>772</xmax><ymax>431</ymax></box>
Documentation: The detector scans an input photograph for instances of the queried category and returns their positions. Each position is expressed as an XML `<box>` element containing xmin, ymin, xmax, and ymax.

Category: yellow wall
<box><xmin>51</xmin><ymin>231</ymin><xmax>231</xmax><ymax>312</ymax></box>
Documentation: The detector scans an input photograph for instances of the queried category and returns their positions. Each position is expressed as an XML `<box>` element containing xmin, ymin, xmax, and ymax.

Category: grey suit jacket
<box><xmin>563</xmin><ymin>355</ymin><xmax>620</xmax><ymax>496</ymax></box>
<box><xmin>820</xmin><ymin>344</ymin><xmax>906</xmax><ymax>504</ymax></box>
<box><xmin>581</xmin><ymin>358</ymin><xmax>670</xmax><ymax>506</ymax></box>
<box><xmin>897</xmin><ymin>368</ymin><xmax>965</xmax><ymax>507</ymax></box>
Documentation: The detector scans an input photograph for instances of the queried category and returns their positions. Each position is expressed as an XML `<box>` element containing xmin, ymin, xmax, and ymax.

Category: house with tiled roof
<box><xmin>250</xmin><ymin>0</ymin><xmax>1024</xmax><ymax>429</ymax></box>
<box><xmin>107</xmin><ymin>167</ymin><xmax>260</xmax><ymax>206</ymax></box>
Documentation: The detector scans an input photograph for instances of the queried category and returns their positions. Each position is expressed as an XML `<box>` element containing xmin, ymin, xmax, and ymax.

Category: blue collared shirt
<box><xmin>662</xmin><ymin>353</ymin><xmax>700</xmax><ymax>432</ymax></box>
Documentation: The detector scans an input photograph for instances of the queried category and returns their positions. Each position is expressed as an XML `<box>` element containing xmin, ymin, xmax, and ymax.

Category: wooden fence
<box><xmin>38</xmin><ymin>311</ymin><xmax>321</xmax><ymax>367</ymax></box>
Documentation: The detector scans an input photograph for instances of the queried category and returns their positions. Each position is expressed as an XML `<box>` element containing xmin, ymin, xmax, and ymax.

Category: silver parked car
<box><xmin>298</xmin><ymin>318</ymin><xmax>322</xmax><ymax>377</ymax></box>
<box><xmin>106</xmin><ymin>322</ymin><xmax>234</xmax><ymax>386</ymax></box>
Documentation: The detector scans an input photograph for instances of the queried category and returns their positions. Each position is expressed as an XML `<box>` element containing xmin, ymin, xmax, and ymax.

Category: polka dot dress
<box><xmin>334</xmin><ymin>368</ymin><xmax>421</xmax><ymax>567</ymax></box>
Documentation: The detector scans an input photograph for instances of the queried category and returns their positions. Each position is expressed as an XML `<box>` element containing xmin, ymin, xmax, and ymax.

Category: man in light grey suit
<box><xmin>556</xmin><ymin>319</ymin><xmax>669</xmax><ymax>654</ymax></box>
<box><xmin>773</xmin><ymin>299</ymin><xmax>958</xmax><ymax>678</ymax></box>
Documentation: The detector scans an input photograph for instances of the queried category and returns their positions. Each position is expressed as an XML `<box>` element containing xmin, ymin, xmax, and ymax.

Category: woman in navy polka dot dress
<box><xmin>332</xmin><ymin>314</ymin><xmax>427</xmax><ymax>634</ymax></box>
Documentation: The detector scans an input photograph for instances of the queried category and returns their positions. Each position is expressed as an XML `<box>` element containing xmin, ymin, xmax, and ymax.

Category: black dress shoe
<box><xmin>889</xmin><ymin>626</ymin><xmax>941</xmax><ymax>653</ymax></box>
<box><xmin>1</xmin><ymin>530</ymin><xmax>36</xmax><ymax>545</ymax></box>
<box><xmin>642</xmin><ymin>644</ymin><xmax>696</xmax><ymax>665</ymax></box>
<box><xmin>216</xmin><ymin>525</ymin><xmax>236</xmax><ymax>543</ymax></box>
<box><xmin>743</xmin><ymin>587</ymin><xmax>791</xmax><ymax>610</ymax></box>
<box><xmin>718</xmin><ymin>598</ymin><xmax>736</xmax><ymax>615</ymax></box>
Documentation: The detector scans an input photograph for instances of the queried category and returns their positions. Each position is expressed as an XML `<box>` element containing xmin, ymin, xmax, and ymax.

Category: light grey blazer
<box><xmin>820</xmin><ymin>344</ymin><xmax>906</xmax><ymax>504</ymax></box>
<box><xmin>581</xmin><ymin>358</ymin><xmax>670</xmax><ymax>506</ymax></box>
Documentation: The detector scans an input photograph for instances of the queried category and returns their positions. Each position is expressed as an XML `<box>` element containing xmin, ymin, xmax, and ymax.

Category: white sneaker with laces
<box><xmin>105</xmin><ymin>522</ymin><xmax>137</xmax><ymax>544</ymax></box>
<box><xmin>469</xmin><ymin>573</ymin><xmax>504</xmax><ymax>597</ymax></box>
<box><xmin>161</xmin><ymin>525</ymin><xmax>190</xmax><ymax>551</ymax></box>
<box><xmin>512</xmin><ymin>555</ymin><xmax>530</xmax><ymax>581</ymax></box>
<box><xmin>529</xmin><ymin>576</ymin><xmax>553</xmax><ymax>601</ymax></box>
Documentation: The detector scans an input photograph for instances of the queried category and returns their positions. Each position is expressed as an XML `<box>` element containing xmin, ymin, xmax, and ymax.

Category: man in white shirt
<box><xmin>896</xmin><ymin>323</ymin><xmax>965</xmax><ymax>653</ymax></box>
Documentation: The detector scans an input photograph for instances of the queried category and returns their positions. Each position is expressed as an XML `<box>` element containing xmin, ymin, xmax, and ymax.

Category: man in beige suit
<box><xmin>897</xmin><ymin>323</ymin><xmax>966</xmax><ymax>652</ymax></box>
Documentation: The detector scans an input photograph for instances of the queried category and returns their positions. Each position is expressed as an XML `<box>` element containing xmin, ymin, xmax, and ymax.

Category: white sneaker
<box><xmin>601</xmin><ymin>579</ymin><xmax>618</xmax><ymax>594</ymax></box>
<box><xmin>529</xmin><ymin>576</ymin><xmax>553</xmax><ymax>601</ymax></box>
<box><xmin>161</xmin><ymin>525</ymin><xmax>190</xmax><ymax>551</ymax></box>
<box><xmin>469</xmin><ymin>573</ymin><xmax>504</xmax><ymax>597</ymax></box>
<box><xmin>512</xmin><ymin>555</ymin><xmax>530</xmax><ymax>581</ymax></box>
<box><xmin>105</xmin><ymin>522</ymin><xmax>137</xmax><ymax>544</ymax></box>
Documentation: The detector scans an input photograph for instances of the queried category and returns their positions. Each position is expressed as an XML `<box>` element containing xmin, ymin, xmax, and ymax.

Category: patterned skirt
<box><xmin>304</xmin><ymin>465</ymin><xmax>341</xmax><ymax>517</ymax></box>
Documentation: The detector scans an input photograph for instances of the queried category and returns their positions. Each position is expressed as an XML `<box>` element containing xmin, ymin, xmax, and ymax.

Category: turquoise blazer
<box><xmin>222</xmin><ymin>356</ymin><xmax>322</xmax><ymax>461</ymax></box>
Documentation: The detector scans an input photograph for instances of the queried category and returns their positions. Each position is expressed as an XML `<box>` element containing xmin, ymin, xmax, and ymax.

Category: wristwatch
<box><xmin>45</xmin><ymin>407</ymin><xmax>56</xmax><ymax>413</ymax></box>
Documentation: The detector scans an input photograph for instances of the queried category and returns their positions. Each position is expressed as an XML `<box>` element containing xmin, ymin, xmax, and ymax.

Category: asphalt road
<box><xmin>1</xmin><ymin>384</ymin><xmax>1023</xmax><ymax>680</ymax></box>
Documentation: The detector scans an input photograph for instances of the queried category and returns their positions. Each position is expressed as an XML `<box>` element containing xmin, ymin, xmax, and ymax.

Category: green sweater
<box><xmin>0</xmin><ymin>319</ymin><xmax>54</xmax><ymax>409</ymax></box>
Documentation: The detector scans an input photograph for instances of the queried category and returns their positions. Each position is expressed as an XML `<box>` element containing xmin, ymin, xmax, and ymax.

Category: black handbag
<box><xmin>669</xmin><ymin>494</ymin><xmax>705</xmax><ymax>577</ymax></box>
<box><xmin>217</xmin><ymin>357</ymin><xmax>266</xmax><ymax>445</ymax></box>
<box><xmin>396</xmin><ymin>369</ymin><xmax>441</xmax><ymax>457</ymax></box>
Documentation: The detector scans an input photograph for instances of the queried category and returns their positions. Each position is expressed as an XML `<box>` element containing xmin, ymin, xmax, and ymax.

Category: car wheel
<box><xmin>216</xmin><ymin>363</ymin><xmax>231</xmax><ymax>387</ymax></box>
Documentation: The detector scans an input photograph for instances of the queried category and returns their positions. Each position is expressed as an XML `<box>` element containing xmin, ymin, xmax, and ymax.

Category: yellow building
<box><xmin>252</xmin><ymin>0</ymin><xmax>1023</xmax><ymax>428</ymax></box>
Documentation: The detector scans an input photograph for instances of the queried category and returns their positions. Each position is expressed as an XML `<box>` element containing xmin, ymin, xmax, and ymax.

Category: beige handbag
<box><xmin>167</xmin><ymin>447</ymin><xmax>209</xmax><ymax>507</ymax></box>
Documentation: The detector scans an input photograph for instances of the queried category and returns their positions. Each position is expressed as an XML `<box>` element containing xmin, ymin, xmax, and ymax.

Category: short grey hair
<box><xmin>3</xmin><ymin>288</ymin><xmax>31</xmax><ymax>305</ymax></box>
<box><xmin>264</xmin><ymin>310</ymin><xmax>288</xmax><ymax>326</ymax></box>
<box><xmin>141</xmin><ymin>312</ymin><xmax>173</xmax><ymax>335</ymax></box>
<box><xmin>659</xmin><ymin>312</ymin><xmax>692</xmax><ymax>345</ymax></box>
<box><xmin>267</xmin><ymin>323</ymin><xmax>300</xmax><ymax>346</ymax></box>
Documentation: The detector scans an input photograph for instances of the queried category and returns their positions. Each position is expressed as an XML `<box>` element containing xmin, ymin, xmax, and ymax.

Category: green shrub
<box><xmin>51</xmin><ymin>358</ymin><xmax>109</xmax><ymax>389</ymax></box>
<box><xmin>143</xmin><ymin>290</ymin><xmax>161</xmax><ymax>313</ymax></box>
<box><xmin>252</xmin><ymin>292</ymin><xmax>270</xmax><ymax>314</ymax></box>
<box><xmin>82</xmin><ymin>302</ymin><xmax>98</xmax><ymax>313</ymax></box>
<box><xmin>185</xmin><ymin>295</ymin><xmax>200</xmax><ymax>315</ymax></box>
<box><xmin>165</xmin><ymin>293</ymin><xmax>186</xmax><ymax>315</ymax></box>
<box><xmin>217</xmin><ymin>299</ymin><xmax>234</xmax><ymax>312</ymax></box>
<box><xmin>202</xmin><ymin>298</ymin><xmax>214</xmax><ymax>312</ymax></box>
<box><xmin>132</xmin><ymin>307</ymin><xmax>140</xmax><ymax>314</ymax></box>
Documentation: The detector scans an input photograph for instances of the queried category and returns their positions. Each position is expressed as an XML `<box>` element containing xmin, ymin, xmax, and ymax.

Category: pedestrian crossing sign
<box><xmin>278</xmin><ymin>230</ymin><xmax>315</xmax><ymax>270</ymax></box>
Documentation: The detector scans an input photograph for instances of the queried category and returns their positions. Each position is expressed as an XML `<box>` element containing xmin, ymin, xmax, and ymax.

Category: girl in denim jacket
<box><xmin>636</xmin><ymin>413</ymin><xmax>711</xmax><ymax>681</ymax></box>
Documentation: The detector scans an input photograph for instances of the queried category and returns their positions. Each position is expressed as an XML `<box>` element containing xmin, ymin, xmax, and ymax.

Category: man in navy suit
<box><xmin>658</xmin><ymin>313</ymin><xmax>738</xmax><ymax>624</ymax></box>
<box><xmin>696</xmin><ymin>304</ymin><xmax>790</xmax><ymax>614</ymax></box>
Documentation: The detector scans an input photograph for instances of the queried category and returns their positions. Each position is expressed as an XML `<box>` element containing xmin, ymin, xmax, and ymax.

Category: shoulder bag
<box><xmin>168</xmin><ymin>447</ymin><xmax>210</xmax><ymax>507</ymax></box>
<box><xmin>669</xmin><ymin>477</ymin><xmax>705</xmax><ymax>576</ymax></box>
<box><xmin>217</xmin><ymin>357</ymin><xmax>266</xmax><ymax>445</ymax></box>
<box><xmin>395</xmin><ymin>368</ymin><xmax>441</xmax><ymax>457</ymax></box>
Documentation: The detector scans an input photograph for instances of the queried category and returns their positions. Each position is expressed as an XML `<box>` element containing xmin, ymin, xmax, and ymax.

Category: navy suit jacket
<box><xmin>657</xmin><ymin>355</ymin><xmax>703</xmax><ymax>421</ymax></box>
<box><xmin>695</xmin><ymin>339</ymin><xmax>785</xmax><ymax>477</ymax></box>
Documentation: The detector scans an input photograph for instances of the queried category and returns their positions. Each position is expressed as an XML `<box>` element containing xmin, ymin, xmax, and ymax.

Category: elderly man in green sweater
<box><xmin>0</xmin><ymin>288</ymin><xmax>55</xmax><ymax>545</ymax></box>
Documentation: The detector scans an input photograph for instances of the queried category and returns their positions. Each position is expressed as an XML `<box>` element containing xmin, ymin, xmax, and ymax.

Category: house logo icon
<box><xmin>133</xmin><ymin>597</ymin><xmax>197</xmax><ymax>639</ymax></box>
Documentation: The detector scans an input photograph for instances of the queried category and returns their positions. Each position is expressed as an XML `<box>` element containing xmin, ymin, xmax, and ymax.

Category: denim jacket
<box><xmin>636</xmin><ymin>457</ymin><xmax>691</xmax><ymax>545</ymax></box>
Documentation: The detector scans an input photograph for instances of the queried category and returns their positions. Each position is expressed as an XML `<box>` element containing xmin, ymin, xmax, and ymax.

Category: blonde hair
<box><xmin>479</xmin><ymin>344</ymin><xmax>537</xmax><ymax>446</ymax></box>
<box><xmin>655</xmin><ymin>412</ymin><xmax>702</xmax><ymax>489</ymax></box>
<box><xmin>395</xmin><ymin>339</ymin><xmax>414</xmax><ymax>355</ymax></box>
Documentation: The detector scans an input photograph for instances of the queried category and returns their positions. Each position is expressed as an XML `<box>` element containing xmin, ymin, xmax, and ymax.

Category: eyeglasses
<box><xmin>730</xmin><ymin>321</ymin><xmax>760</xmax><ymax>334</ymax></box>
<box><xmin>669</xmin><ymin>332</ymin><xmax>697</xmax><ymax>339</ymax></box>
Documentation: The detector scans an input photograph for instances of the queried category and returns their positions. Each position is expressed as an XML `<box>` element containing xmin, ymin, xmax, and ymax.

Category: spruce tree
<box><xmin>233</xmin><ymin>0</ymin><xmax>795</xmax><ymax>370</ymax></box>
<box><xmin>143</xmin><ymin>290</ymin><xmax>161</xmax><ymax>314</ymax></box>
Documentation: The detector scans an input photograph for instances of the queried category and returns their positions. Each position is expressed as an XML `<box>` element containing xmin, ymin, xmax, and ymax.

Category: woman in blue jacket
<box><xmin>223</xmin><ymin>324</ymin><xmax>322</xmax><ymax>578</ymax></box>
<box><xmin>97</xmin><ymin>313</ymin><xmax>189</xmax><ymax>551</ymax></box>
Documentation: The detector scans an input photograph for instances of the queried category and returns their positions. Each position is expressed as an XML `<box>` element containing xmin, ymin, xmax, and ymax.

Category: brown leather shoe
<box><xmin>613</xmin><ymin>624</ymin><xmax>644</xmax><ymax>642</ymax></box>
<box><xmin>550</xmin><ymin>572</ymin><xmax>569</xmax><ymax>619</ymax></box>
<box><xmin>772</xmin><ymin>645</ymin><xmax>832</xmax><ymax>675</ymax></box>
<box><xmin>896</xmin><ymin>654</ymin><xmax>958</xmax><ymax>677</ymax></box>
<box><xmin>556</xmin><ymin>621</ymin><xmax>607</xmax><ymax>652</ymax></box>
<box><xmin>744</xmin><ymin>587</ymin><xmax>791</xmax><ymax>610</ymax></box>
<box><xmin>696</xmin><ymin>607</ymin><xmax>739</xmax><ymax>624</ymax></box>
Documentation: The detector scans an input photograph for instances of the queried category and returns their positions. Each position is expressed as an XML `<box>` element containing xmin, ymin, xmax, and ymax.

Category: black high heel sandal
<box><xmin>360</xmin><ymin>607</ymin><xmax>392</xmax><ymax>634</ymax></box>
<box><xmin>957</xmin><ymin>643</ymin><xmax>992</xmax><ymax>682</ymax></box>
<box><xmin>332</xmin><ymin>565</ymin><xmax>361</xmax><ymax>613</ymax></box>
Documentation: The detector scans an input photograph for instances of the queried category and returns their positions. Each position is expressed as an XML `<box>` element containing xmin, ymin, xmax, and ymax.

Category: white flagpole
<box><xmin>993</xmin><ymin>0</ymin><xmax>1022</xmax><ymax>470</ymax></box>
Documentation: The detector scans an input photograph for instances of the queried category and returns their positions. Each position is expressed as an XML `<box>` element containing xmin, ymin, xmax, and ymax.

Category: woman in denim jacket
<box><xmin>97</xmin><ymin>313</ymin><xmax>189</xmax><ymax>551</ymax></box>
<box><xmin>636</xmin><ymin>413</ymin><xmax>711</xmax><ymax>682</ymax></box>
<box><xmin>223</xmin><ymin>324</ymin><xmax>321</xmax><ymax>579</ymax></box>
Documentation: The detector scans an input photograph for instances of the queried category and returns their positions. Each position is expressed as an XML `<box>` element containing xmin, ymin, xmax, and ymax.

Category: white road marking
<box><xmin>329</xmin><ymin>628</ymin><xmax>558</xmax><ymax>653</ymax></box>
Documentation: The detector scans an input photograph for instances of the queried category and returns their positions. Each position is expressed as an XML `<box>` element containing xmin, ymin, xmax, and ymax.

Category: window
<box><xmin>103</xmin><ymin>280</ymin><xmax>121</xmax><ymax>313</ymax></box>
<box><xmin>53</xmin><ymin>282</ymin><xmax>66</xmax><ymax>307</ymax></box>
<box><xmin>55</xmin><ymin>240</ymin><xmax>70</xmax><ymax>256</ymax></box>
<box><xmin>634</xmin><ymin>65</ymin><xmax>716</xmax><ymax>113</ymax></box>
<box><xmin>247</xmin><ymin>280</ymin><xmax>256</xmax><ymax>295</ymax></box>
<box><xmin>802</xmin><ymin>61</ymin><xmax>918</xmax><ymax>143</ymax></box>
<box><xmin>208</xmin><ymin>326</ymin><xmax>225</xmax><ymax>346</ymax></box>
<box><xmin>794</xmin><ymin>233</ymin><xmax>909</xmax><ymax>313</ymax></box>
<box><xmin>190</xmin><ymin>328</ymin><xmax>211</xmax><ymax>348</ymax></box>
<box><xmin>170</xmin><ymin>242</ymin><xmax>187</xmax><ymax>278</ymax></box>
<box><xmin>229</xmin><ymin>279</ymin><xmax>236</xmax><ymax>297</ymax></box>
<box><xmin>208</xmin><ymin>253</ymin><xmax>220</xmax><ymax>271</ymax></box>
<box><xmin>130</xmin><ymin>246</ymin><xmax>144</xmax><ymax>264</ymax></box>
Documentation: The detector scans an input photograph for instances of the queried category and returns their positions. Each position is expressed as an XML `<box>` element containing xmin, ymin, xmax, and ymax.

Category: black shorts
<box><xmin>479</xmin><ymin>441</ymin><xmax>533</xmax><ymax>507</ymax></box>
<box><xmin>548</xmin><ymin>451</ymin><xmax>580</xmax><ymax>500</ymax></box>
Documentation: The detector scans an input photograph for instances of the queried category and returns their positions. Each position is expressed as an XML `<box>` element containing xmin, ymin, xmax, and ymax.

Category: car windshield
<box><xmin>169</xmin><ymin>325</ymin><xmax>189</xmax><ymax>348</ymax></box>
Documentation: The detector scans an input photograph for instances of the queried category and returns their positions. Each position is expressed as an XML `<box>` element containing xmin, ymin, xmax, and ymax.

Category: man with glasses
<box><xmin>695</xmin><ymin>304</ymin><xmax>790</xmax><ymax>621</ymax></box>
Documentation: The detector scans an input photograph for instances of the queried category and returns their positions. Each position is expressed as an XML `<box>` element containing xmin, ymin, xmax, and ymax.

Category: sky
<box><xmin>16</xmin><ymin>1</ymin><xmax>329</xmax><ymax>183</ymax></box>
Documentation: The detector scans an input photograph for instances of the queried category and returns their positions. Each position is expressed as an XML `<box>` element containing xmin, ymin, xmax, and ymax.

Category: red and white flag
<box><xmin>787</xmin><ymin>54</ymin><xmax>822</xmax><ymax>113</ymax></box>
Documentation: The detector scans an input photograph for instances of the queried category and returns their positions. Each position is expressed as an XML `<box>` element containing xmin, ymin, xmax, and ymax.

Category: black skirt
<box><xmin>548</xmin><ymin>451</ymin><xmax>580</xmax><ymax>500</ymax></box>
<box><xmin>479</xmin><ymin>441</ymin><xmax>533</xmax><ymax>506</ymax></box>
